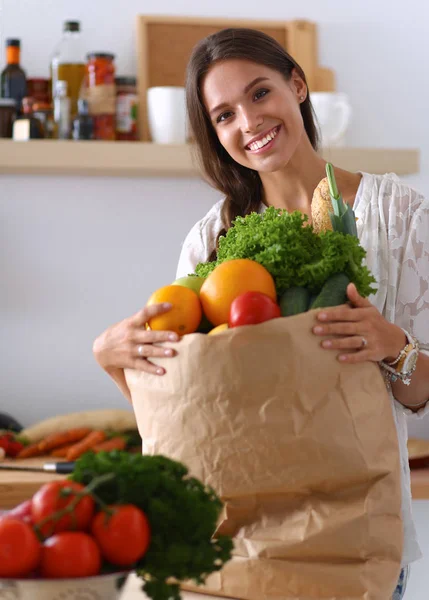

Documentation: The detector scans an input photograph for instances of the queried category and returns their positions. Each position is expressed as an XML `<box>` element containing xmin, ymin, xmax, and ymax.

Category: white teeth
<box><xmin>248</xmin><ymin>127</ymin><xmax>278</xmax><ymax>151</ymax></box>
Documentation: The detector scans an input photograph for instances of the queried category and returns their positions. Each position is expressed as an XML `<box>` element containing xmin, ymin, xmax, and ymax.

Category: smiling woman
<box><xmin>92</xmin><ymin>27</ymin><xmax>429</xmax><ymax>600</ymax></box>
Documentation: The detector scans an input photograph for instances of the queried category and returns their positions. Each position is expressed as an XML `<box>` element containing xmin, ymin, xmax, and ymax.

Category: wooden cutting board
<box><xmin>0</xmin><ymin>457</ymin><xmax>67</xmax><ymax>509</ymax></box>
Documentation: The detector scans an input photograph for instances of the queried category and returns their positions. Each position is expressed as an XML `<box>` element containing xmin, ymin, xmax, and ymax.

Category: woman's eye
<box><xmin>216</xmin><ymin>111</ymin><xmax>233</xmax><ymax>123</ymax></box>
<box><xmin>254</xmin><ymin>89</ymin><xmax>269</xmax><ymax>101</ymax></box>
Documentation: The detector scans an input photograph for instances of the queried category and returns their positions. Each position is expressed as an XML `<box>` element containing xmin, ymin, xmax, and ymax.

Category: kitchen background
<box><xmin>0</xmin><ymin>1</ymin><xmax>428</xmax><ymax>428</ymax></box>
<box><xmin>0</xmin><ymin>2</ymin><xmax>428</xmax><ymax>597</ymax></box>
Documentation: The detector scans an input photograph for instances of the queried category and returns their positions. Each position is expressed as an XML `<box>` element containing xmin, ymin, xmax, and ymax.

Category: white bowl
<box><xmin>0</xmin><ymin>572</ymin><xmax>128</xmax><ymax>600</ymax></box>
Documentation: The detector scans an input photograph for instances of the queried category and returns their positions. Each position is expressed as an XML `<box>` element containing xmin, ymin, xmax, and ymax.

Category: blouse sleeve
<box><xmin>390</xmin><ymin>187</ymin><xmax>429</xmax><ymax>418</ymax></box>
<box><xmin>175</xmin><ymin>220</ymin><xmax>208</xmax><ymax>280</ymax></box>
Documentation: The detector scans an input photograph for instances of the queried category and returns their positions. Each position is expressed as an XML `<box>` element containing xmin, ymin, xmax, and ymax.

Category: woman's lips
<box><xmin>245</xmin><ymin>126</ymin><xmax>281</xmax><ymax>154</ymax></box>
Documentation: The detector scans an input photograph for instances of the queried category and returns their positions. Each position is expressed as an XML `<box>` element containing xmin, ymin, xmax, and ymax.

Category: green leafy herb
<box><xmin>70</xmin><ymin>451</ymin><xmax>233</xmax><ymax>600</ymax></box>
<box><xmin>195</xmin><ymin>207</ymin><xmax>376</xmax><ymax>297</ymax></box>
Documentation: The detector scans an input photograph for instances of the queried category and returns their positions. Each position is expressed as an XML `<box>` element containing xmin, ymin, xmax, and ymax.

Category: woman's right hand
<box><xmin>93</xmin><ymin>302</ymin><xmax>179</xmax><ymax>376</ymax></box>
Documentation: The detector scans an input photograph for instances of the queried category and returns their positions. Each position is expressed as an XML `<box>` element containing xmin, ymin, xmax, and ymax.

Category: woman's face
<box><xmin>202</xmin><ymin>59</ymin><xmax>307</xmax><ymax>173</ymax></box>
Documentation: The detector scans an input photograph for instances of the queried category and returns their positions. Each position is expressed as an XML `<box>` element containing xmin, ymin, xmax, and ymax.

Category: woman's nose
<box><xmin>238</xmin><ymin>106</ymin><xmax>263</xmax><ymax>133</ymax></box>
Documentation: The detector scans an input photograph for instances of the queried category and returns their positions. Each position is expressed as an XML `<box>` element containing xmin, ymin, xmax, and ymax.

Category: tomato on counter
<box><xmin>31</xmin><ymin>481</ymin><xmax>95</xmax><ymax>537</ymax></box>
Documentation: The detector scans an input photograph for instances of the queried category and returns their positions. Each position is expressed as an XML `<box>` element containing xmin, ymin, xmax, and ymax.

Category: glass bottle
<box><xmin>51</xmin><ymin>21</ymin><xmax>85</xmax><ymax>118</ymax></box>
<box><xmin>12</xmin><ymin>97</ymin><xmax>44</xmax><ymax>140</ymax></box>
<box><xmin>53</xmin><ymin>80</ymin><xmax>71</xmax><ymax>139</ymax></box>
<box><xmin>72</xmin><ymin>98</ymin><xmax>94</xmax><ymax>140</ymax></box>
<box><xmin>1</xmin><ymin>39</ymin><xmax>27</xmax><ymax>114</ymax></box>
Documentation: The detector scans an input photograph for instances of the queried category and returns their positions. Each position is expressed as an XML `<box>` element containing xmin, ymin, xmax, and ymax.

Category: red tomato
<box><xmin>41</xmin><ymin>531</ymin><xmax>101</xmax><ymax>578</ymax></box>
<box><xmin>229</xmin><ymin>291</ymin><xmax>281</xmax><ymax>328</ymax></box>
<box><xmin>91</xmin><ymin>505</ymin><xmax>151</xmax><ymax>566</ymax></box>
<box><xmin>31</xmin><ymin>481</ymin><xmax>95</xmax><ymax>537</ymax></box>
<box><xmin>5</xmin><ymin>499</ymin><xmax>33</xmax><ymax>524</ymax></box>
<box><xmin>0</xmin><ymin>517</ymin><xmax>41</xmax><ymax>578</ymax></box>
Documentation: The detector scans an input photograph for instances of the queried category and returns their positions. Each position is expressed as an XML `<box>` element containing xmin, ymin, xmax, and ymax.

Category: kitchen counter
<box><xmin>1</xmin><ymin>459</ymin><xmax>429</xmax><ymax>509</ymax></box>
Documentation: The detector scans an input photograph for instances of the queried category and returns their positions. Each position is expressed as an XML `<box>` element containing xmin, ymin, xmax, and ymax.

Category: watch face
<box><xmin>403</xmin><ymin>350</ymin><xmax>418</xmax><ymax>373</ymax></box>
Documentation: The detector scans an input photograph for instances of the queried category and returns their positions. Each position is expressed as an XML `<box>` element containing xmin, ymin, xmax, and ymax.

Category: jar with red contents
<box><xmin>83</xmin><ymin>52</ymin><xmax>116</xmax><ymax>140</ymax></box>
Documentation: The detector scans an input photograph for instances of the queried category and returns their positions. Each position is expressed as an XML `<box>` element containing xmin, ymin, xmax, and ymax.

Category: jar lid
<box><xmin>0</xmin><ymin>98</ymin><xmax>16</xmax><ymax>107</ymax></box>
<box><xmin>115</xmin><ymin>76</ymin><xmax>137</xmax><ymax>87</ymax></box>
<box><xmin>86</xmin><ymin>52</ymin><xmax>115</xmax><ymax>61</ymax></box>
<box><xmin>6</xmin><ymin>39</ymin><xmax>20</xmax><ymax>47</ymax></box>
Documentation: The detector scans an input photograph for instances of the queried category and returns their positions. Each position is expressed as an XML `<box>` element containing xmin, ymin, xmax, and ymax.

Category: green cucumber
<box><xmin>310</xmin><ymin>273</ymin><xmax>350</xmax><ymax>309</ymax></box>
<box><xmin>280</xmin><ymin>286</ymin><xmax>311</xmax><ymax>316</ymax></box>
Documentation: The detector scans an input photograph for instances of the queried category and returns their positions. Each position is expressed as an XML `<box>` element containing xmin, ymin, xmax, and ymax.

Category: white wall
<box><xmin>0</xmin><ymin>0</ymin><xmax>428</xmax><ymax>437</ymax></box>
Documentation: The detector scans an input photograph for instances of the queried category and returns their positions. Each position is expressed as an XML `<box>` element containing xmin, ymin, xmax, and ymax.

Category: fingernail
<box><xmin>163</xmin><ymin>302</ymin><xmax>172</xmax><ymax>309</ymax></box>
<box><xmin>313</xmin><ymin>326</ymin><xmax>323</xmax><ymax>334</ymax></box>
<box><xmin>318</xmin><ymin>312</ymin><xmax>328</xmax><ymax>320</ymax></box>
<box><xmin>168</xmin><ymin>333</ymin><xmax>178</xmax><ymax>341</ymax></box>
<box><xmin>322</xmin><ymin>340</ymin><xmax>332</xmax><ymax>348</ymax></box>
<box><xmin>164</xmin><ymin>349</ymin><xmax>173</xmax><ymax>356</ymax></box>
<box><xmin>156</xmin><ymin>367</ymin><xmax>164</xmax><ymax>375</ymax></box>
<box><xmin>339</xmin><ymin>355</ymin><xmax>347</xmax><ymax>362</ymax></box>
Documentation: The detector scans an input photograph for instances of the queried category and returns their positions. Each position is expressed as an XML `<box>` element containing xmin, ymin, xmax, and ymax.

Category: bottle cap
<box><xmin>64</xmin><ymin>21</ymin><xmax>80</xmax><ymax>32</ymax></box>
<box><xmin>6</xmin><ymin>39</ymin><xmax>20</xmax><ymax>47</ymax></box>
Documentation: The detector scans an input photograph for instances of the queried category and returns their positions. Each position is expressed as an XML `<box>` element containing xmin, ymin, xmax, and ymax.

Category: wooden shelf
<box><xmin>0</xmin><ymin>140</ymin><xmax>420</xmax><ymax>178</ymax></box>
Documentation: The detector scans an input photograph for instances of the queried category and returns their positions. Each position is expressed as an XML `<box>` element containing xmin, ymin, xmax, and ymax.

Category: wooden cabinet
<box><xmin>136</xmin><ymin>16</ymin><xmax>335</xmax><ymax>141</ymax></box>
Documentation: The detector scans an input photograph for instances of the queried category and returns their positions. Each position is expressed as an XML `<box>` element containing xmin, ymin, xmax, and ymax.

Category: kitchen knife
<box><xmin>0</xmin><ymin>461</ymin><xmax>75</xmax><ymax>474</ymax></box>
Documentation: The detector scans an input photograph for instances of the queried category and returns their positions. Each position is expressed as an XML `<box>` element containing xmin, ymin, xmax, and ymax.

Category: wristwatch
<box><xmin>380</xmin><ymin>329</ymin><xmax>420</xmax><ymax>386</ymax></box>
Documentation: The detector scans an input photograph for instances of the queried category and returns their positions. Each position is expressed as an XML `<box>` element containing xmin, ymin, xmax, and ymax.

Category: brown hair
<box><xmin>185</xmin><ymin>27</ymin><xmax>319</xmax><ymax>260</ymax></box>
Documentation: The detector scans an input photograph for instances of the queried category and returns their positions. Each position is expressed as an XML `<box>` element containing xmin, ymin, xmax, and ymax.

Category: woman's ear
<box><xmin>290</xmin><ymin>68</ymin><xmax>308</xmax><ymax>102</ymax></box>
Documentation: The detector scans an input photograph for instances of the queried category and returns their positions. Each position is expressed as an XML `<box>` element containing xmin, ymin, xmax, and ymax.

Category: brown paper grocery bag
<box><xmin>125</xmin><ymin>311</ymin><xmax>403</xmax><ymax>600</ymax></box>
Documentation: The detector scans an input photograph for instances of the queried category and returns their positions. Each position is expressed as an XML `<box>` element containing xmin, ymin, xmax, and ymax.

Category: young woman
<box><xmin>94</xmin><ymin>28</ymin><xmax>429</xmax><ymax>599</ymax></box>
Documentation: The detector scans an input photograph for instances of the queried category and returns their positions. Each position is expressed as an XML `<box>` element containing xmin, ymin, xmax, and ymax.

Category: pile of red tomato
<box><xmin>0</xmin><ymin>480</ymin><xmax>151</xmax><ymax>579</ymax></box>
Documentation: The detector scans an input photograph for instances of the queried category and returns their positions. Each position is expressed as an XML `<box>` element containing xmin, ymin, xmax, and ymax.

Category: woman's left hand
<box><xmin>312</xmin><ymin>283</ymin><xmax>406</xmax><ymax>364</ymax></box>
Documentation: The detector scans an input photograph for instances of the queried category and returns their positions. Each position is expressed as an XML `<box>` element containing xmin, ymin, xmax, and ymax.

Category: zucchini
<box><xmin>310</xmin><ymin>273</ymin><xmax>350</xmax><ymax>309</ymax></box>
<box><xmin>280</xmin><ymin>286</ymin><xmax>311</xmax><ymax>316</ymax></box>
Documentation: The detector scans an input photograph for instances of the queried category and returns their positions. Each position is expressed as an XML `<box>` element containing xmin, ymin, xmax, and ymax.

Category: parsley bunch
<box><xmin>195</xmin><ymin>208</ymin><xmax>376</xmax><ymax>297</ymax></box>
<box><xmin>70</xmin><ymin>451</ymin><xmax>233</xmax><ymax>600</ymax></box>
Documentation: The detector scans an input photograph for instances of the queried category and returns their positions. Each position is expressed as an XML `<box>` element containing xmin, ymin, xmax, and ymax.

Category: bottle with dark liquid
<box><xmin>1</xmin><ymin>39</ymin><xmax>27</xmax><ymax>114</ymax></box>
<box><xmin>12</xmin><ymin>97</ymin><xmax>44</xmax><ymax>140</ymax></box>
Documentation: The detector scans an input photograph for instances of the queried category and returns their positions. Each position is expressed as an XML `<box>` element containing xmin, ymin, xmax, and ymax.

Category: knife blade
<box><xmin>0</xmin><ymin>462</ymin><xmax>75</xmax><ymax>474</ymax></box>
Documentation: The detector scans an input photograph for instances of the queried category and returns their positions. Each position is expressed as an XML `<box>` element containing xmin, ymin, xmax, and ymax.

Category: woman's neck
<box><xmin>259</xmin><ymin>135</ymin><xmax>327</xmax><ymax>215</ymax></box>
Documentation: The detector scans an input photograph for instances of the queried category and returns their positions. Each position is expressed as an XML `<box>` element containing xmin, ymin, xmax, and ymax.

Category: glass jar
<box><xmin>0</xmin><ymin>98</ymin><xmax>17</xmax><ymax>138</ymax></box>
<box><xmin>32</xmin><ymin>101</ymin><xmax>55</xmax><ymax>139</ymax></box>
<box><xmin>83</xmin><ymin>52</ymin><xmax>116</xmax><ymax>140</ymax></box>
<box><xmin>115</xmin><ymin>76</ymin><xmax>138</xmax><ymax>141</ymax></box>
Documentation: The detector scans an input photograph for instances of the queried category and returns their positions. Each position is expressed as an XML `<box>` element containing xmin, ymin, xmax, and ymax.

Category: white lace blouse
<box><xmin>176</xmin><ymin>171</ymin><xmax>429</xmax><ymax>567</ymax></box>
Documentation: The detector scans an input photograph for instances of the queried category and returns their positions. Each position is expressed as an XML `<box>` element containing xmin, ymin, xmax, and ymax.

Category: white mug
<box><xmin>147</xmin><ymin>86</ymin><xmax>187</xmax><ymax>144</ymax></box>
<box><xmin>310</xmin><ymin>92</ymin><xmax>352</xmax><ymax>147</ymax></box>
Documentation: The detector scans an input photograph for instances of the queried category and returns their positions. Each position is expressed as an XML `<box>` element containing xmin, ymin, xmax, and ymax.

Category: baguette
<box><xmin>311</xmin><ymin>177</ymin><xmax>333</xmax><ymax>234</ymax></box>
<box><xmin>21</xmin><ymin>409</ymin><xmax>137</xmax><ymax>444</ymax></box>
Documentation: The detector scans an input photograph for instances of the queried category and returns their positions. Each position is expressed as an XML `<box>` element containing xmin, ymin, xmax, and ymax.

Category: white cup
<box><xmin>310</xmin><ymin>92</ymin><xmax>352</xmax><ymax>147</ymax></box>
<box><xmin>147</xmin><ymin>86</ymin><xmax>187</xmax><ymax>144</ymax></box>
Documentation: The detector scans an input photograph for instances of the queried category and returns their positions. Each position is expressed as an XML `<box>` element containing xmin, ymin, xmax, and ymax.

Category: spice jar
<box><xmin>83</xmin><ymin>52</ymin><xmax>116</xmax><ymax>140</ymax></box>
<box><xmin>115</xmin><ymin>76</ymin><xmax>138</xmax><ymax>141</ymax></box>
<box><xmin>0</xmin><ymin>98</ymin><xmax>17</xmax><ymax>138</ymax></box>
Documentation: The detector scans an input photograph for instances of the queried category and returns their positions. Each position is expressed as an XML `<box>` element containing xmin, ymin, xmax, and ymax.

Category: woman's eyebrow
<box><xmin>209</xmin><ymin>76</ymin><xmax>270</xmax><ymax>117</ymax></box>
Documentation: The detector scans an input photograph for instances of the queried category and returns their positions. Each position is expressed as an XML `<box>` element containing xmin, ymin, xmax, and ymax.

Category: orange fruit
<box><xmin>199</xmin><ymin>259</ymin><xmax>276</xmax><ymax>326</ymax></box>
<box><xmin>146</xmin><ymin>285</ymin><xmax>202</xmax><ymax>335</ymax></box>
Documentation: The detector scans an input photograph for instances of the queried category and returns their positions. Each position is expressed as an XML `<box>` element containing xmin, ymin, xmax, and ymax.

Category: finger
<box><xmin>132</xmin><ymin>357</ymin><xmax>166</xmax><ymax>376</ymax></box>
<box><xmin>135</xmin><ymin>343</ymin><xmax>176</xmax><ymax>359</ymax></box>
<box><xmin>317</xmin><ymin>306</ymin><xmax>368</xmax><ymax>323</ymax></box>
<box><xmin>133</xmin><ymin>329</ymin><xmax>180</xmax><ymax>344</ymax></box>
<box><xmin>347</xmin><ymin>283</ymin><xmax>372</xmax><ymax>308</ymax></box>
<box><xmin>131</xmin><ymin>303</ymin><xmax>173</xmax><ymax>326</ymax></box>
<box><xmin>313</xmin><ymin>322</ymin><xmax>360</xmax><ymax>336</ymax></box>
<box><xmin>338</xmin><ymin>350</ymin><xmax>373</xmax><ymax>364</ymax></box>
<box><xmin>321</xmin><ymin>336</ymin><xmax>369</xmax><ymax>350</ymax></box>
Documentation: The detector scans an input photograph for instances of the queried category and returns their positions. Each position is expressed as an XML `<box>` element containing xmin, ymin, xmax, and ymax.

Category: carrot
<box><xmin>38</xmin><ymin>428</ymin><xmax>93</xmax><ymax>453</ymax></box>
<box><xmin>16</xmin><ymin>442</ymin><xmax>44</xmax><ymax>459</ymax></box>
<box><xmin>92</xmin><ymin>437</ymin><xmax>127</xmax><ymax>453</ymax></box>
<box><xmin>50</xmin><ymin>442</ymin><xmax>78</xmax><ymax>458</ymax></box>
<box><xmin>66</xmin><ymin>430</ymin><xmax>106</xmax><ymax>461</ymax></box>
